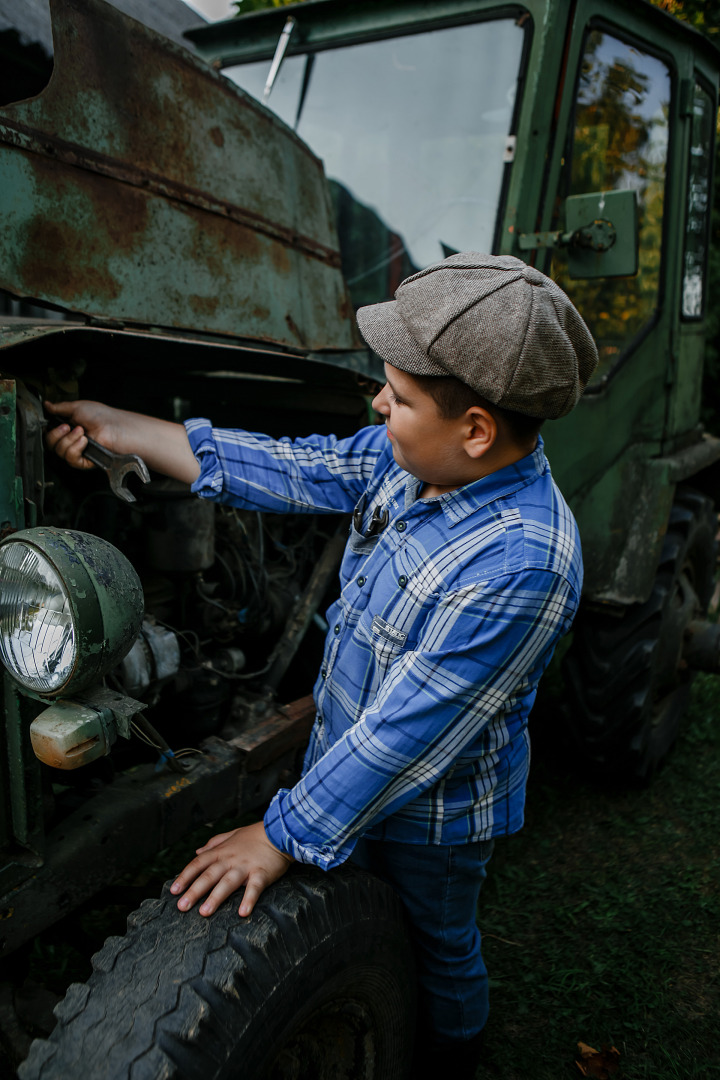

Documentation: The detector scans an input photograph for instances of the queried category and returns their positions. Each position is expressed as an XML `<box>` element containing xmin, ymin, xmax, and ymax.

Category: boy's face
<box><xmin>372</xmin><ymin>365</ymin><xmax>467</xmax><ymax>493</ymax></box>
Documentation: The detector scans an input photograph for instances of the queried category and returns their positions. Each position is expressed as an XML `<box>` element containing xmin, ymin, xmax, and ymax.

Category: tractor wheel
<box><xmin>18</xmin><ymin>863</ymin><xmax>416</xmax><ymax>1080</ymax></box>
<box><xmin>562</xmin><ymin>488</ymin><xmax>717</xmax><ymax>779</ymax></box>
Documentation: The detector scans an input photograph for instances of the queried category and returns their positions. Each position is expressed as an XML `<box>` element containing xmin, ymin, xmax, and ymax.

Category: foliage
<box><xmin>232</xmin><ymin>0</ymin><xmax>306</xmax><ymax>13</ymax></box>
<box><xmin>652</xmin><ymin>0</ymin><xmax>720</xmax><ymax>40</ymax></box>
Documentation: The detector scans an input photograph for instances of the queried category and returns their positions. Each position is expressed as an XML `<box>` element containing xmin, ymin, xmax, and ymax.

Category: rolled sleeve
<box><xmin>264</xmin><ymin>791</ymin><xmax>354</xmax><ymax>869</ymax></box>
<box><xmin>185</xmin><ymin>418</ymin><xmax>226</xmax><ymax>499</ymax></box>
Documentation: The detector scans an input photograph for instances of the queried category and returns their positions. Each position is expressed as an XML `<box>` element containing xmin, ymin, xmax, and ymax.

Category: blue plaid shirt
<box><xmin>185</xmin><ymin>420</ymin><xmax>582</xmax><ymax>870</ymax></box>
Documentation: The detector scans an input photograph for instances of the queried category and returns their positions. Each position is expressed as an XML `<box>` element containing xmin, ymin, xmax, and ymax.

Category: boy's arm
<box><xmin>44</xmin><ymin>400</ymin><xmax>200</xmax><ymax>485</ymax></box>
<box><xmin>46</xmin><ymin>404</ymin><xmax>387</xmax><ymax>512</ymax></box>
<box><xmin>186</xmin><ymin>420</ymin><xmax>388</xmax><ymax>515</ymax></box>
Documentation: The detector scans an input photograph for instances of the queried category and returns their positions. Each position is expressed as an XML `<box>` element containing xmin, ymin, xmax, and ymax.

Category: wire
<box><xmin>204</xmin><ymin>659</ymin><xmax>273</xmax><ymax>681</ymax></box>
<box><xmin>130</xmin><ymin>720</ymin><xmax>205</xmax><ymax>762</ymax></box>
<box><xmin>213</xmin><ymin>549</ymin><xmax>237</xmax><ymax>600</ymax></box>
<box><xmin>195</xmin><ymin>578</ymin><xmax>232</xmax><ymax>614</ymax></box>
<box><xmin>152</xmin><ymin>617</ymin><xmax>203</xmax><ymax>660</ymax></box>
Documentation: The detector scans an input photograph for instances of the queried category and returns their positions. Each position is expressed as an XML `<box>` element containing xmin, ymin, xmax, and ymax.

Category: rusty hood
<box><xmin>0</xmin><ymin>0</ymin><xmax>361</xmax><ymax>356</ymax></box>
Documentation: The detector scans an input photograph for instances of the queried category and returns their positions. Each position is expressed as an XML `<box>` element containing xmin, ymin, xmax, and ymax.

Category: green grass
<box><xmin>479</xmin><ymin>673</ymin><xmax>720</xmax><ymax>1080</ymax></box>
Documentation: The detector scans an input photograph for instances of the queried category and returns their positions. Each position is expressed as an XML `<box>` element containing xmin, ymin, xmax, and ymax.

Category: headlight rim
<box><xmin>0</xmin><ymin>527</ymin><xmax>143</xmax><ymax>698</ymax></box>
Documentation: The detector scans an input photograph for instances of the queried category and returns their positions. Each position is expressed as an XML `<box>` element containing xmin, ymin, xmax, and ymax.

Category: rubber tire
<box><xmin>562</xmin><ymin>487</ymin><xmax>717</xmax><ymax>779</ymax></box>
<box><xmin>18</xmin><ymin>863</ymin><xmax>417</xmax><ymax>1080</ymax></box>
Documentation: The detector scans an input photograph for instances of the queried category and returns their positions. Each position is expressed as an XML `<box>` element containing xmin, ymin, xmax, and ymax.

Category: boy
<box><xmin>47</xmin><ymin>253</ymin><xmax>597</xmax><ymax>1079</ymax></box>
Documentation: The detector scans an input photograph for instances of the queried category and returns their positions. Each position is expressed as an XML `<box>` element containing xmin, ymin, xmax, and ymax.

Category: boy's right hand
<box><xmin>44</xmin><ymin>400</ymin><xmax>122</xmax><ymax>470</ymax></box>
<box><xmin>43</xmin><ymin>400</ymin><xmax>202</xmax><ymax>485</ymax></box>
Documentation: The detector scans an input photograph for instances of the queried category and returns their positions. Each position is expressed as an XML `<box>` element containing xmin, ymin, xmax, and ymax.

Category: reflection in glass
<box><xmin>682</xmin><ymin>83</ymin><xmax>713</xmax><ymax>319</ymax></box>
<box><xmin>552</xmin><ymin>31</ymin><xmax>670</xmax><ymax>381</ymax></box>
<box><xmin>225</xmin><ymin>19</ymin><xmax>525</xmax><ymax>307</ymax></box>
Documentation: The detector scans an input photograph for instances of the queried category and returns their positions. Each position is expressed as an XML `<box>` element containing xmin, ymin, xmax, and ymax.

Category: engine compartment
<box><xmin>6</xmin><ymin>327</ymin><xmax>376</xmax><ymax>804</ymax></box>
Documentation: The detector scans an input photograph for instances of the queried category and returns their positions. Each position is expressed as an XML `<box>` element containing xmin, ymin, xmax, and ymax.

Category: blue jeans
<box><xmin>350</xmin><ymin>836</ymin><xmax>495</xmax><ymax>1044</ymax></box>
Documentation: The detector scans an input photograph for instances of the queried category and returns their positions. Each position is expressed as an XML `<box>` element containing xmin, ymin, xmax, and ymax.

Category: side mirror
<box><xmin>565</xmin><ymin>188</ymin><xmax>638</xmax><ymax>279</ymax></box>
<box><xmin>517</xmin><ymin>188</ymin><xmax>638</xmax><ymax>279</ymax></box>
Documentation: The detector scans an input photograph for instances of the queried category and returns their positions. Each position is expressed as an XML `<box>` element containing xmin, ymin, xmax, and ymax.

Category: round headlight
<box><xmin>0</xmin><ymin>542</ymin><xmax>76</xmax><ymax>692</ymax></box>
<box><xmin>0</xmin><ymin>528</ymin><xmax>143</xmax><ymax>696</ymax></box>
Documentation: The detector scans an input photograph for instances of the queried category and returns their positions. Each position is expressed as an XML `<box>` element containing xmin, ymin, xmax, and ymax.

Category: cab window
<box><xmin>682</xmin><ymin>81</ymin><xmax>714</xmax><ymax>319</ymax></box>
<box><xmin>552</xmin><ymin>30</ymin><xmax>671</xmax><ymax>382</ymax></box>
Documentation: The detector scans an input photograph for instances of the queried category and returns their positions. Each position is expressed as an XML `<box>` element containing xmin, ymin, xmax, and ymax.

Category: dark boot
<box><xmin>412</xmin><ymin>1031</ymin><xmax>484</xmax><ymax>1080</ymax></box>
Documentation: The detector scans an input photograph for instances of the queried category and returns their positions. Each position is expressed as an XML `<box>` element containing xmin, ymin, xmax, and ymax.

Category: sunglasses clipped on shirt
<box><xmin>353</xmin><ymin>494</ymin><xmax>390</xmax><ymax>538</ymax></box>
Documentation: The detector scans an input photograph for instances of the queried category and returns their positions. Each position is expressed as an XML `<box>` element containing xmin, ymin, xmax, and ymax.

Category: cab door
<box><xmin>536</xmin><ymin>0</ymin><xmax>718</xmax><ymax>603</ymax></box>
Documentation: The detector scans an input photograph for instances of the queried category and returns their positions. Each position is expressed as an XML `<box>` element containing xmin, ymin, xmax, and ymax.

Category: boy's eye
<box><xmin>390</xmin><ymin>393</ymin><xmax>404</xmax><ymax>406</ymax></box>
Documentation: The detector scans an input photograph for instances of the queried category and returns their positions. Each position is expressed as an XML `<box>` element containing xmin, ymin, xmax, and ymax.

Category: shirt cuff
<box><xmin>184</xmin><ymin>417</ymin><xmax>225</xmax><ymax>499</ymax></box>
<box><xmin>264</xmin><ymin>790</ymin><xmax>354</xmax><ymax>871</ymax></box>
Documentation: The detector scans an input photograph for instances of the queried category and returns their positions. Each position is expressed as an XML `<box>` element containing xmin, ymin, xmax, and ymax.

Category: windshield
<box><xmin>224</xmin><ymin>18</ymin><xmax>526</xmax><ymax>308</ymax></box>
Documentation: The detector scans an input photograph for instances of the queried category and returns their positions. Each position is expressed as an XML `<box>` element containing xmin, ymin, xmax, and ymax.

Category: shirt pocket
<box><xmin>355</xmin><ymin>610</ymin><xmax>409</xmax><ymax>671</ymax></box>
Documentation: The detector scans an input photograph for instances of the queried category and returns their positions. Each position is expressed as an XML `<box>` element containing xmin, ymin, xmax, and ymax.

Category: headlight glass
<box><xmin>0</xmin><ymin>541</ymin><xmax>77</xmax><ymax>692</ymax></box>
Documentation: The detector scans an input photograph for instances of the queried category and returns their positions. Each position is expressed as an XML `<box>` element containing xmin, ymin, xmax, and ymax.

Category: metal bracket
<box><xmin>517</xmin><ymin>218</ymin><xmax>616</xmax><ymax>253</ymax></box>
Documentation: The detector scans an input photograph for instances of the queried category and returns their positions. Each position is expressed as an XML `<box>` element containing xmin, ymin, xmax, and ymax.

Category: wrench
<box><xmin>81</xmin><ymin>436</ymin><xmax>150</xmax><ymax>503</ymax></box>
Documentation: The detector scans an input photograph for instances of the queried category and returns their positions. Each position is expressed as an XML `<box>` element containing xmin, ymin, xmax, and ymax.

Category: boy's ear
<box><xmin>463</xmin><ymin>406</ymin><xmax>497</xmax><ymax>459</ymax></box>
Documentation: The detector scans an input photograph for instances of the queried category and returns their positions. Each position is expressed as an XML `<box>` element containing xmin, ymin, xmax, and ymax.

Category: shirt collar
<box><xmin>410</xmin><ymin>436</ymin><xmax>549</xmax><ymax>526</ymax></box>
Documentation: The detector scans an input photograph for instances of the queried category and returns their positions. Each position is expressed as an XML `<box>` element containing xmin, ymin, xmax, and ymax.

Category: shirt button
<box><xmin>357</xmin><ymin>576</ymin><xmax>366</xmax><ymax>586</ymax></box>
<box><xmin>321</xmin><ymin>669</ymin><xmax>327</xmax><ymax>679</ymax></box>
<box><xmin>396</xmin><ymin>521</ymin><xmax>406</xmax><ymax>532</ymax></box>
<box><xmin>334</xmin><ymin>624</ymin><xmax>340</xmax><ymax>634</ymax></box>
<box><xmin>398</xmin><ymin>575</ymin><xmax>407</xmax><ymax>588</ymax></box>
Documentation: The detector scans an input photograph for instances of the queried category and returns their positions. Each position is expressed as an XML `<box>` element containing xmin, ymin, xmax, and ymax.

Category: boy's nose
<box><xmin>372</xmin><ymin>384</ymin><xmax>390</xmax><ymax>415</ymax></box>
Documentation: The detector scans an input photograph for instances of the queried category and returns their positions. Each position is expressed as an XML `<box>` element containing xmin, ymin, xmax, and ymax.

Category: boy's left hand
<box><xmin>170</xmin><ymin>820</ymin><xmax>294</xmax><ymax>918</ymax></box>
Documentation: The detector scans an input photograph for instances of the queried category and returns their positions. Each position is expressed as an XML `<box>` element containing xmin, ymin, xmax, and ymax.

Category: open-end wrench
<box><xmin>81</xmin><ymin>436</ymin><xmax>150</xmax><ymax>503</ymax></box>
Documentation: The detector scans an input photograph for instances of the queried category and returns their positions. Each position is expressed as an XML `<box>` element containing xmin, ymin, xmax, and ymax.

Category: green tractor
<box><xmin>0</xmin><ymin>0</ymin><xmax>717</xmax><ymax>1076</ymax></box>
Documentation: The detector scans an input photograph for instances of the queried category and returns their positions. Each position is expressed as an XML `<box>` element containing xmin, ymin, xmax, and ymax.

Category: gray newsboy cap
<box><xmin>356</xmin><ymin>253</ymin><xmax>598</xmax><ymax>419</ymax></box>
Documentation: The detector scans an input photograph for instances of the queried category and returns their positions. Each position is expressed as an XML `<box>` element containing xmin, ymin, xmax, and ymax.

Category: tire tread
<box><xmin>19</xmin><ymin>864</ymin><xmax>414</xmax><ymax>1080</ymax></box>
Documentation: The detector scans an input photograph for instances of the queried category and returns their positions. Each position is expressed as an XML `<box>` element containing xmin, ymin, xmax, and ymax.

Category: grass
<box><xmin>12</xmin><ymin>677</ymin><xmax>720</xmax><ymax>1079</ymax></box>
<box><xmin>479</xmin><ymin>672</ymin><xmax>720</xmax><ymax>1080</ymax></box>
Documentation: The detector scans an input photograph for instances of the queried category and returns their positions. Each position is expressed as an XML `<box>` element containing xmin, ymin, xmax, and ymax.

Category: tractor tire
<box><xmin>18</xmin><ymin>863</ymin><xmax>416</xmax><ymax>1080</ymax></box>
<box><xmin>562</xmin><ymin>487</ymin><xmax>717</xmax><ymax>779</ymax></box>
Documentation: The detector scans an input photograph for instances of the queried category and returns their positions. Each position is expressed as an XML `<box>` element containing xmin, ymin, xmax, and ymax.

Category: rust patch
<box><xmin>270</xmin><ymin>243</ymin><xmax>291</xmax><ymax>275</ymax></box>
<box><xmin>12</xmin><ymin>151</ymin><xmax>151</xmax><ymax>307</ymax></box>
<box><xmin>229</xmin><ymin>114</ymin><xmax>253</xmax><ymax>144</ymax></box>
<box><xmin>209</xmin><ymin>126</ymin><xmax>224</xmax><ymax>148</ymax></box>
<box><xmin>285</xmin><ymin>313</ymin><xmax>306</xmax><ymax>346</ymax></box>
<box><xmin>15</xmin><ymin>147</ymin><xmax>149</xmax><ymax>280</ymax></box>
<box><xmin>252</xmin><ymin>305</ymin><xmax>270</xmax><ymax>321</ymax></box>
<box><xmin>163</xmin><ymin>776</ymin><xmax>191</xmax><ymax>798</ymax></box>
<box><xmin>189</xmin><ymin>293</ymin><xmax>220</xmax><ymax>316</ymax></box>
<box><xmin>19</xmin><ymin>217</ymin><xmax>121</xmax><ymax>304</ymax></box>
<box><xmin>185</xmin><ymin>200</ymin><xmax>262</xmax><ymax>269</ymax></box>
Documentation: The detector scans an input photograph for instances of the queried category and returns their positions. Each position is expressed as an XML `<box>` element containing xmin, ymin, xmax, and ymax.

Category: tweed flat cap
<box><xmin>356</xmin><ymin>253</ymin><xmax>598</xmax><ymax>419</ymax></box>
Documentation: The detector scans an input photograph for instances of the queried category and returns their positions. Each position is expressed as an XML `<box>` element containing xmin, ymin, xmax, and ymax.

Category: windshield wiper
<box><xmin>263</xmin><ymin>15</ymin><xmax>296</xmax><ymax>103</ymax></box>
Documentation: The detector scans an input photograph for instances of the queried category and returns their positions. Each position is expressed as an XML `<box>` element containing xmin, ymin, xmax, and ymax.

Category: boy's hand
<box><xmin>44</xmin><ymin>400</ymin><xmax>121</xmax><ymax>469</ymax></box>
<box><xmin>170</xmin><ymin>821</ymin><xmax>294</xmax><ymax>918</ymax></box>
<box><xmin>44</xmin><ymin>399</ymin><xmax>201</xmax><ymax>484</ymax></box>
